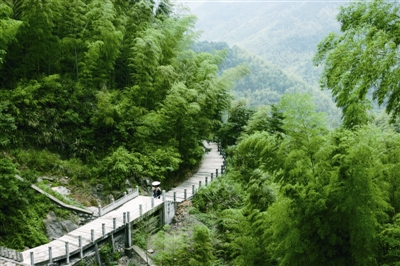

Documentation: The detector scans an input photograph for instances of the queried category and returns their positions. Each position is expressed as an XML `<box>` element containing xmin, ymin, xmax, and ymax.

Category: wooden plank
<box><xmin>31</xmin><ymin>185</ymin><xmax>93</xmax><ymax>215</ymax></box>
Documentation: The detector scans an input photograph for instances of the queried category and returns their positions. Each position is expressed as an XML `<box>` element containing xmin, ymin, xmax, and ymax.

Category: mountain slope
<box><xmin>186</xmin><ymin>0</ymin><xmax>345</xmax><ymax>86</ymax></box>
<box><xmin>192</xmin><ymin>41</ymin><xmax>341</xmax><ymax>126</ymax></box>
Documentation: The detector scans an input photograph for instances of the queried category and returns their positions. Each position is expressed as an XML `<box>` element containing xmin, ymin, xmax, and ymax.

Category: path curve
<box><xmin>17</xmin><ymin>141</ymin><xmax>224</xmax><ymax>265</ymax></box>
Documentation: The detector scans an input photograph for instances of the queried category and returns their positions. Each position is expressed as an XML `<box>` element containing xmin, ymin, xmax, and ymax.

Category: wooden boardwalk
<box><xmin>165</xmin><ymin>142</ymin><xmax>225</xmax><ymax>202</ymax></box>
<box><xmin>18</xmin><ymin>141</ymin><xmax>224</xmax><ymax>265</ymax></box>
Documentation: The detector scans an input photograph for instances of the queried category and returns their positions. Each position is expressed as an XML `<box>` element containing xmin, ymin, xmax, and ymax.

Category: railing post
<box><xmin>216</xmin><ymin>169</ymin><xmax>218</xmax><ymax>178</ymax></box>
<box><xmin>139</xmin><ymin>204</ymin><xmax>143</xmax><ymax>216</ymax></box>
<box><xmin>112</xmin><ymin>198</ymin><xmax>115</xmax><ymax>209</ymax></box>
<box><xmin>199</xmin><ymin>180</ymin><xmax>202</xmax><ymax>188</ymax></box>
<box><xmin>102</xmin><ymin>223</ymin><xmax>105</xmax><ymax>236</ymax></box>
<box><xmin>30</xmin><ymin>251</ymin><xmax>34</xmax><ymax>266</ymax></box>
<box><xmin>48</xmin><ymin>246</ymin><xmax>52</xmax><ymax>264</ymax></box>
<box><xmin>184</xmin><ymin>189</ymin><xmax>187</xmax><ymax>200</ymax></box>
<box><xmin>66</xmin><ymin>242</ymin><xmax>70</xmax><ymax>264</ymax></box>
<box><xmin>123</xmin><ymin>212</ymin><xmax>126</xmax><ymax>224</ymax></box>
<box><xmin>79</xmin><ymin>235</ymin><xmax>83</xmax><ymax>258</ymax></box>
<box><xmin>221</xmin><ymin>165</ymin><xmax>224</xmax><ymax>174</ymax></box>
<box><xmin>127</xmin><ymin>212</ymin><xmax>130</xmax><ymax>223</ymax></box>
<box><xmin>192</xmin><ymin>184</ymin><xmax>195</xmax><ymax>196</ymax></box>
<box><xmin>126</xmin><ymin>222</ymin><xmax>132</xmax><ymax>248</ymax></box>
<box><xmin>124</xmin><ymin>191</ymin><xmax>127</xmax><ymax>198</ymax></box>
<box><xmin>151</xmin><ymin>197</ymin><xmax>154</xmax><ymax>208</ymax></box>
<box><xmin>211</xmin><ymin>173</ymin><xmax>214</xmax><ymax>182</ymax></box>
<box><xmin>173</xmin><ymin>192</ymin><xmax>176</xmax><ymax>202</ymax></box>
<box><xmin>91</xmin><ymin>229</ymin><xmax>94</xmax><ymax>242</ymax></box>
<box><xmin>205</xmin><ymin>176</ymin><xmax>208</xmax><ymax>186</ymax></box>
<box><xmin>113</xmin><ymin>218</ymin><xmax>116</xmax><ymax>231</ymax></box>
<box><xmin>111</xmin><ymin>233</ymin><xmax>115</xmax><ymax>253</ymax></box>
<box><xmin>98</xmin><ymin>205</ymin><xmax>102</xmax><ymax>217</ymax></box>
<box><xmin>136</xmin><ymin>185</ymin><xmax>139</xmax><ymax>193</ymax></box>
<box><xmin>162</xmin><ymin>190</ymin><xmax>166</xmax><ymax>201</ymax></box>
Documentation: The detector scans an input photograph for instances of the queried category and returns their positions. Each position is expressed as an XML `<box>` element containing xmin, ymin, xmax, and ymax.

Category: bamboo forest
<box><xmin>1</xmin><ymin>0</ymin><xmax>400</xmax><ymax>265</ymax></box>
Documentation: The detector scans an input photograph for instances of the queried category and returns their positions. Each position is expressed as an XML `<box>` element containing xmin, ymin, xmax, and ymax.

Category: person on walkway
<box><xmin>152</xmin><ymin>186</ymin><xmax>157</xmax><ymax>198</ymax></box>
<box><xmin>156</xmin><ymin>186</ymin><xmax>161</xmax><ymax>199</ymax></box>
<box><xmin>152</xmin><ymin>181</ymin><xmax>161</xmax><ymax>198</ymax></box>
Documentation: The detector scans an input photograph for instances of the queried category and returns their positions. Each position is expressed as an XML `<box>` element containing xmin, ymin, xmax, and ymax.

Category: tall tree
<box><xmin>0</xmin><ymin>3</ymin><xmax>21</xmax><ymax>66</ymax></box>
<box><xmin>314</xmin><ymin>0</ymin><xmax>400</xmax><ymax>128</ymax></box>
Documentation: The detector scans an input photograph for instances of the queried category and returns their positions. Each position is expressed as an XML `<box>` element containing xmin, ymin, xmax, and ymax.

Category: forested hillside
<box><xmin>187</xmin><ymin>0</ymin><xmax>344</xmax><ymax>86</ymax></box>
<box><xmin>193</xmin><ymin>41</ymin><xmax>341</xmax><ymax>126</ymax></box>
<box><xmin>162</xmin><ymin>1</ymin><xmax>400</xmax><ymax>265</ymax></box>
<box><xmin>0</xmin><ymin>0</ymin><xmax>246</xmax><ymax>249</ymax></box>
<box><xmin>189</xmin><ymin>93</ymin><xmax>400</xmax><ymax>265</ymax></box>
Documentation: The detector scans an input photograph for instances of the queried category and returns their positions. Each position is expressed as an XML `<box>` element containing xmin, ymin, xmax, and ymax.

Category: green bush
<box><xmin>99</xmin><ymin>243</ymin><xmax>120</xmax><ymax>266</ymax></box>
<box><xmin>192</xmin><ymin>174</ymin><xmax>245</xmax><ymax>213</ymax></box>
<box><xmin>12</xmin><ymin>149</ymin><xmax>90</xmax><ymax>180</ymax></box>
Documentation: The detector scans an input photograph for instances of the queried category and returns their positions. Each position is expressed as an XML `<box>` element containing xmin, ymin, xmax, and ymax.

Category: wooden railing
<box><xmin>16</xmin><ymin>175</ymin><xmax>93</xmax><ymax>216</ymax></box>
<box><xmin>98</xmin><ymin>186</ymin><xmax>139</xmax><ymax>216</ymax></box>
<box><xmin>0</xmin><ymin>246</ymin><xmax>23</xmax><ymax>263</ymax></box>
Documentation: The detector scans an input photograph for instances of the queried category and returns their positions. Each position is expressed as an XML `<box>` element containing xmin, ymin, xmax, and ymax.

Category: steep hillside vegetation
<box><xmin>193</xmin><ymin>41</ymin><xmax>341</xmax><ymax>127</ymax></box>
<box><xmin>0</xmin><ymin>0</ymin><xmax>246</xmax><ymax>249</ymax></box>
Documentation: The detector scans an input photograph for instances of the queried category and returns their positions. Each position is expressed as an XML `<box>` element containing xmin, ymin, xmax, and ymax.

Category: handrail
<box><xmin>0</xmin><ymin>246</ymin><xmax>23</xmax><ymax>262</ymax></box>
<box><xmin>15</xmin><ymin>175</ymin><xmax>93</xmax><ymax>216</ymax></box>
<box><xmin>98</xmin><ymin>186</ymin><xmax>139</xmax><ymax>216</ymax></box>
<box><xmin>17</xmin><ymin>142</ymin><xmax>225</xmax><ymax>265</ymax></box>
<box><xmin>31</xmin><ymin>185</ymin><xmax>94</xmax><ymax>216</ymax></box>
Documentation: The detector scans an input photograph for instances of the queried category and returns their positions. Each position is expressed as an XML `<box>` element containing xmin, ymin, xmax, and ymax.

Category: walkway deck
<box><xmin>165</xmin><ymin>142</ymin><xmax>224</xmax><ymax>201</ymax></box>
<box><xmin>19</xmin><ymin>141</ymin><xmax>224</xmax><ymax>265</ymax></box>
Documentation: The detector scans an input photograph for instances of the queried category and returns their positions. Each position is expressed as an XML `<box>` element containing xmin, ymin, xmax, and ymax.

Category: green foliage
<box><xmin>193</xmin><ymin>41</ymin><xmax>341</xmax><ymax>127</ymax></box>
<box><xmin>133</xmin><ymin>215</ymin><xmax>158</xmax><ymax>252</ymax></box>
<box><xmin>218</xmin><ymin>100</ymin><xmax>255</xmax><ymax>148</ymax></box>
<box><xmin>0</xmin><ymin>157</ymin><xmax>22</xmax><ymax>211</ymax></box>
<box><xmin>95</xmin><ymin>147</ymin><xmax>141</xmax><ymax>190</ymax></box>
<box><xmin>99</xmin><ymin>243</ymin><xmax>120</xmax><ymax>266</ymax></box>
<box><xmin>314</xmin><ymin>0</ymin><xmax>400</xmax><ymax>128</ymax></box>
<box><xmin>0</xmin><ymin>158</ymin><xmax>66</xmax><ymax>249</ymax></box>
<box><xmin>12</xmin><ymin>149</ymin><xmax>90</xmax><ymax>180</ymax></box>
<box><xmin>379</xmin><ymin>214</ymin><xmax>400</xmax><ymax>265</ymax></box>
<box><xmin>188</xmin><ymin>92</ymin><xmax>400</xmax><ymax>265</ymax></box>
<box><xmin>188</xmin><ymin>225</ymin><xmax>214</xmax><ymax>266</ymax></box>
<box><xmin>0</xmin><ymin>101</ymin><xmax>16</xmax><ymax>146</ymax></box>
<box><xmin>0</xmin><ymin>3</ymin><xmax>21</xmax><ymax>66</ymax></box>
<box><xmin>153</xmin><ymin>225</ymin><xmax>190</xmax><ymax>265</ymax></box>
<box><xmin>36</xmin><ymin>182</ymin><xmax>85</xmax><ymax>209</ymax></box>
<box><xmin>193</xmin><ymin>174</ymin><xmax>245</xmax><ymax>213</ymax></box>
<box><xmin>0</xmin><ymin>0</ymin><xmax>248</xmax><ymax>252</ymax></box>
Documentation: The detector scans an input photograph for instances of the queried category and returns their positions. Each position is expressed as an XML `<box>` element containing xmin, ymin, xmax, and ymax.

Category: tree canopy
<box><xmin>314</xmin><ymin>0</ymin><xmax>400</xmax><ymax>128</ymax></box>
<box><xmin>0</xmin><ymin>0</ymin><xmax>247</xmax><ymax>249</ymax></box>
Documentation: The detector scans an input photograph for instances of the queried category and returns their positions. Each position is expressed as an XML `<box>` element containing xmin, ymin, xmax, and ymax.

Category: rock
<box><xmin>87</xmin><ymin>206</ymin><xmax>99</xmax><ymax>216</ymax></box>
<box><xmin>147</xmin><ymin>249</ymin><xmax>154</xmax><ymax>254</ymax></box>
<box><xmin>51</xmin><ymin>186</ymin><xmax>70</xmax><ymax>196</ymax></box>
<box><xmin>91</xmin><ymin>184</ymin><xmax>109</xmax><ymax>205</ymax></box>
<box><xmin>45</xmin><ymin>222</ymin><xmax>64</xmax><ymax>240</ymax></box>
<box><xmin>60</xmin><ymin>220</ymin><xmax>79</xmax><ymax>233</ymax></box>
<box><xmin>44</xmin><ymin>211</ymin><xmax>79</xmax><ymax>240</ymax></box>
